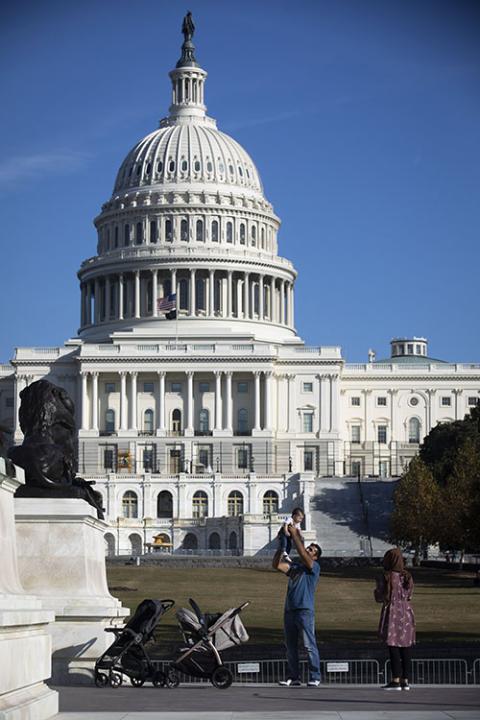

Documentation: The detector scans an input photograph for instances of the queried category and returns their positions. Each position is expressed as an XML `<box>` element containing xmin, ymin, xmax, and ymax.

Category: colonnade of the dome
<box><xmin>79</xmin><ymin>267</ymin><xmax>294</xmax><ymax>330</ymax></box>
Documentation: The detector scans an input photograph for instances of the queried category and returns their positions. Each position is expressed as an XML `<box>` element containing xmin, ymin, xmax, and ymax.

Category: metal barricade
<box><xmin>473</xmin><ymin>659</ymin><xmax>480</xmax><ymax>685</ymax></box>
<box><xmin>385</xmin><ymin>658</ymin><xmax>469</xmax><ymax>685</ymax></box>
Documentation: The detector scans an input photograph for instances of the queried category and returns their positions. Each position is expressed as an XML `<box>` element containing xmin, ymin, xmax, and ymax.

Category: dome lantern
<box><xmin>168</xmin><ymin>12</ymin><xmax>207</xmax><ymax>122</ymax></box>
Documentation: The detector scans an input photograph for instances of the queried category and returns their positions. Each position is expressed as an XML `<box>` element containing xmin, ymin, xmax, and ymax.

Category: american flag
<box><xmin>157</xmin><ymin>293</ymin><xmax>177</xmax><ymax>313</ymax></box>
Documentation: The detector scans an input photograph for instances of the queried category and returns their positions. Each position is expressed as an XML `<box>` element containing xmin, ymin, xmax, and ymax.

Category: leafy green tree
<box><xmin>390</xmin><ymin>456</ymin><xmax>442</xmax><ymax>563</ymax></box>
<box><xmin>439</xmin><ymin>437</ymin><xmax>480</xmax><ymax>557</ymax></box>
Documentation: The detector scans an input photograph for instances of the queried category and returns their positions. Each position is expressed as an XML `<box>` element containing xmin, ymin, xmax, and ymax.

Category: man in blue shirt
<box><xmin>273</xmin><ymin>526</ymin><xmax>322</xmax><ymax>687</ymax></box>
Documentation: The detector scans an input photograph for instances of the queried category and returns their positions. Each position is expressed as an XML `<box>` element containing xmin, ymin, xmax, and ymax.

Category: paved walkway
<box><xmin>53</xmin><ymin>684</ymin><xmax>480</xmax><ymax>719</ymax></box>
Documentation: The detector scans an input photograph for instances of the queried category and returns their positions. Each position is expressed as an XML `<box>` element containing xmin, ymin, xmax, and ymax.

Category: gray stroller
<box><xmin>165</xmin><ymin>598</ymin><xmax>249</xmax><ymax>689</ymax></box>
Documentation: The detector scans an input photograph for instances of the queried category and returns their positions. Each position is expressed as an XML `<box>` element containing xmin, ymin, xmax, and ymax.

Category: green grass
<box><xmin>107</xmin><ymin>564</ymin><xmax>480</xmax><ymax>650</ymax></box>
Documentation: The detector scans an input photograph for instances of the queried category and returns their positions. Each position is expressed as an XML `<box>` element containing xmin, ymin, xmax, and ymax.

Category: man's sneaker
<box><xmin>307</xmin><ymin>680</ymin><xmax>321</xmax><ymax>687</ymax></box>
<box><xmin>401</xmin><ymin>681</ymin><xmax>410</xmax><ymax>691</ymax></box>
<box><xmin>382</xmin><ymin>681</ymin><xmax>401</xmax><ymax>691</ymax></box>
<box><xmin>278</xmin><ymin>678</ymin><xmax>302</xmax><ymax>687</ymax></box>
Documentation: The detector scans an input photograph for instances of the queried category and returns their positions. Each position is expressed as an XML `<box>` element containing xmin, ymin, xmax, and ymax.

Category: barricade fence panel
<box><xmin>473</xmin><ymin>659</ymin><xmax>480</xmax><ymax>685</ymax></box>
<box><xmin>385</xmin><ymin>658</ymin><xmax>469</xmax><ymax>685</ymax></box>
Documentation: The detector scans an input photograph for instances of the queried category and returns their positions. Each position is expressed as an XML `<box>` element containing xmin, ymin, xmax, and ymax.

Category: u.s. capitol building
<box><xmin>1</xmin><ymin>19</ymin><xmax>479</xmax><ymax>555</ymax></box>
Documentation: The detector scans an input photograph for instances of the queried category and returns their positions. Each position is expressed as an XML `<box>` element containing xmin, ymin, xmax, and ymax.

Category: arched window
<box><xmin>129</xmin><ymin>533</ymin><xmax>142</xmax><ymax>556</ymax></box>
<box><xmin>251</xmin><ymin>225</ymin><xmax>256</xmax><ymax>245</ymax></box>
<box><xmin>136</xmin><ymin>222</ymin><xmax>143</xmax><ymax>245</ymax></box>
<box><xmin>114</xmin><ymin>226</ymin><xmax>119</xmax><ymax>248</ymax></box>
<box><xmin>239</xmin><ymin>223</ymin><xmax>246</xmax><ymax>244</ymax></box>
<box><xmin>408</xmin><ymin>417</ymin><xmax>421</xmax><ymax>443</ymax></box>
<box><xmin>199</xmin><ymin>408</ymin><xmax>210</xmax><ymax>434</ymax></box>
<box><xmin>211</xmin><ymin>220</ymin><xmax>219</xmax><ymax>242</ymax></box>
<box><xmin>124</xmin><ymin>223</ymin><xmax>130</xmax><ymax>246</ymax></box>
<box><xmin>157</xmin><ymin>490</ymin><xmax>173</xmax><ymax>518</ymax></box>
<box><xmin>263</xmin><ymin>490</ymin><xmax>279</xmax><ymax>516</ymax></box>
<box><xmin>183</xmin><ymin>533</ymin><xmax>197</xmax><ymax>550</ymax></box>
<box><xmin>104</xmin><ymin>533</ymin><xmax>115</xmax><ymax>557</ymax></box>
<box><xmin>196</xmin><ymin>276</ymin><xmax>205</xmax><ymax>311</ymax></box>
<box><xmin>181</xmin><ymin>218</ymin><xmax>189</xmax><ymax>241</ymax></box>
<box><xmin>150</xmin><ymin>221</ymin><xmax>157</xmax><ymax>243</ymax></box>
<box><xmin>172</xmin><ymin>409</ymin><xmax>182</xmax><ymax>434</ymax></box>
<box><xmin>228</xmin><ymin>490</ymin><xmax>243</xmax><ymax>516</ymax></box>
<box><xmin>237</xmin><ymin>408</ymin><xmax>248</xmax><ymax>434</ymax></box>
<box><xmin>192</xmin><ymin>491</ymin><xmax>208</xmax><ymax>518</ymax></box>
<box><xmin>165</xmin><ymin>218</ymin><xmax>173</xmax><ymax>242</ymax></box>
<box><xmin>179</xmin><ymin>278</ymin><xmax>188</xmax><ymax>310</ymax></box>
<box><xmin>144</xmin><ymin>409</ymin><xmax>154</xmax><ymax>434</ymax></box>
<box><xmin>196</xmin><ymin>219</ymin><xmax>204</xmax><ymax>242</ymax></box>
<box><xmin>226</xmin><ymin>221</ymin><xmax>233</xmax><ymax>243</ymax></box>
<box><xmin>208</xmin><ymin>532</ymin><xmax>221</xmax><ymax>550</ymax></box>
<box><xmin>228</xmin><ymin>531</ymin><xmax>238</xmax><ymax>550</ymax></box>
<box><xmin>105</xmin><ymin>409</ymin><xmax>115</xmax><ymax>434</ymax></box>
<box><xmin>122</xmin><ymin>491</ymin><xmax>138</xmax><ymax>519</ymax></box>
<box><xmin>261</xmin><ymin>227</ymin><xmax>265</xmax><ymax>249</ymax></box>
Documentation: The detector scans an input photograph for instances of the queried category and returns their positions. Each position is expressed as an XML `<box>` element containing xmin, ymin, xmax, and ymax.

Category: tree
<box><xmin>390</xmin><ymin>457</ymin><xmax>442</xmax><ymax>563</ymax></box>
<box><xmin>438</xmin><ymin>437</ymin><xmax>480</xmax><ymax>557</ymax></box>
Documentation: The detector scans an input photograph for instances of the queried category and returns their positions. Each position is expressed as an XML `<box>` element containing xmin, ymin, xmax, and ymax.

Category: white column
<box><xmin>152</xmin><ymin>269</ymin><xmax>158</xmax><ymax>317</ymax></box>
<box><xmin>91</xmin><ymin>372</ymin><xmax>99</xmax><ymax>431</ymax></box>
<box><xmin>171</xmin><ymin>268</ymin><xmax>177</xmax><ymax>295</ymax></box>
<box><xmin>280</xmin><ymin>280</ymin><xmax>285</xmax><ymax>325</ymax></box>
<box><xmin>119</xmin><ymin>371</ymin><xmax>127</xmax><ymax>431</ymax></box>
<box><xmin>427</xmin><ymin>389</ymin><xmax>436</xmax><ymax>431</ymax></box>
<box><xmin>259</xmin><ymin>275</ymin><xmax>264</xmax><ymax>319</ymax></box>
<box><xmin>134</xmin><ymin>271</ymin><xmax>140</xmax><ymax>318</ymax></box>
<box><xmin>186</xmin><ymin>371</ymin><xmax>194</xmax><ymax>431</ymax></box>
<box><xmin>250</xmin><ymin>279</ymin><xmax>255</xmax><ymax>318</ymax></box>
<box><xmin>330</xmin><ymin>374</ymin><xmax>339</xmax><ymax>432</ymax></box>
<box><xmin>215</xmin><ymin>371</ymin><xmax>222</xmax><ymax>430</ymax></box>
<box><xmin>209</xmin><ymin>269</ymin><xmax>215</xmax><ymax>317</ymax></box>
<box><xmin>190</xmin><ymin>269</ymin><xmax>196</xmax><ymax>316</ymax></box>
<box><xmin>80</xmin><ymin>284</ymin><xmax>86</xmax><ymax>327</ymax></box>
<box><xmin>264</xmin><ymin>371</ymin><xmax>272</xmax><ymax>431</ymax></box>
<box><xmin>94</xmin><ymin>278</ymin><xmax>100</xmax><ymax>323</ymax></box>
<box><xmin>286</xmin><ymin>283</ymin><xmax>292</xmax><ymax>326</ymax></box>
<box><xmin>290</xmin><ymin>281</ymin><xmax>295</xmax><ymax>327</ymax></box>
<box><xmin>129</xmin><ymin>371</ymin><xmax>138</xmax><ymax>431</ymax></box>
<box><xmin>80</xmin><ymin>372</ymin><xmax>89</xmax><ymax>430</ymax></box>
<box><xmin>104</xmin><ymin>276</ymin><xmax>110</xmax><ymax>322</ymax></box>
<box><xmin>244</xmin><ymin>272</ymin><xmax>249</xmax><ymax>318</ymax></box>
<box><xmin>254</xmin><ymin>372</ymin><xmax>261</xmax><ymax>431</ymax></box>
<box><xmin>227</xmin><ymin>271</ymin><xmax>233</xmax><ymax>318</ymax></box>
<box><xmin>225</xmin><ymin>372</ymin><xmax>233</xmax><ymax>432</ymax></box>
<box><xmin>320</xmin><ymin>375</ymin><xmax>329</xmax><ymax>432</ymax></box>
<box><xmin>270</xmin><ymin>278</ymin><xmax>275</xmax><ymax>321</ymax></box>
<box><xmin>287</xmin><ymin>374</ymin><xmax>295</xmax><ymax>432</ymax></box>
<box><xmin>118</xmin><ymin>274</ymin><xmax>124</xmax><ymax>320</ymax></box>
<box><xmin>157</xmin><ymin>372</ymin><xmax>165</xmax><ymax>431</ymax></box>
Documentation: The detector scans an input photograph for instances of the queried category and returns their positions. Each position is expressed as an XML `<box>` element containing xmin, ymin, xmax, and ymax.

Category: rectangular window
<box><xmin>351</xmin><ymin>425</ymin><xmax>361</xmax><ymax>444</ymax></box>
<box><xmin>378</xmin><ymin>425</ymin><xmax>387</xmax><ymax>444</ymax></box>
<box><xmin>304</xmin><ymin>450</ymin><xmax>314</xmax><ymax>471</ymax></box>
<box><xmin>238</xmin><ymin>382</ymin><xmax>248</xmax><ymax>393</ymax></box>
<box><xmin>302</xmin><ymin>382</ymin><xmax>313</xmax><ymax>392</ymax></box>
<box><xmin>468</xmin><ymin>396</ymin><xmax>479</xmax><ymax>406</ymax></box>
<box><xmin>351</xmin><ymin>396</ymin><xmax>361</xmax><ymax>406</ymax></box>
<box><xmin>171</xmin><ymin>383</ymin><xmax>182</xmax><ymax>393</ymax></box>
<box><xmin>377</xmin><ymin>396</ymin><xmax>387</xmax><ymax>406</ymax></box>
<box><xmin>103</xmin><ymin>445</ymin><xmax>117</xmax><ymax>471</ymax></box>
<box><xmin>237</xmin><ymin>446</ymin><xmax>249</xmax><ymax>470</ymax></box>
<box><xmin>303</xmin><ymin>412</ymin><xmax>313</xmax><ymax>433</ymax></box>
<box><xmin>441</xmin><ymin>396</ymin><xmax>451</xmax><ymax>407</ymax></box>
<box><xmin>351</xmin><ymin>460</ymin><xmax>362</xmax><ymax>477</ymax></box>
<box><xmin>105</xmin><ymin>383</ymin><xmax>116</xmax><ymax>393</ymax></box>
<box><xmin>199</xmin><ymin>382</ymin><xmax>210</xmax><ymax>392</ymax></box>
<box><xmin>142</xmin><ymin>446</ymin><xmax>154</xmax><ymax>471</ymax></box>
<box><xmin>407</xmin><ymin>344</ymin><xmax>414</xmax><ymax>354</ymax></box>
<box><xmin>143</xmin><ymin>382</ymin><xmax>154</xmax><ymax>393</ymax></box>
<box><xmin>198</xmin><ymin>445</ymin><xmax>212</xmax><ymax>469</ymax></box>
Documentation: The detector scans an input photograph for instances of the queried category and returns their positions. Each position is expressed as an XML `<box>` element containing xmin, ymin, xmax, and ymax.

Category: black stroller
<box><xmin>94</xmin><ymin>598</ymin><xmax>174</xmax><ymax>688</ymax></box>
<box><xmin>165</xmin><ymin>598</ymin><xmax>249</xmax><ymax>689</ymax></box>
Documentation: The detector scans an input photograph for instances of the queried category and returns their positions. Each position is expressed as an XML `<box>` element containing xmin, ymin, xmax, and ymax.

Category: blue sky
<box><xmin>1</xmin><ymin>0</ymin><xmax>479</xmax><ymax>363</ymax></box>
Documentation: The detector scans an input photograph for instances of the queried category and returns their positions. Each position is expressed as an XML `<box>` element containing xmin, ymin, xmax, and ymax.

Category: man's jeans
<box><xmin>284</xmin><ymin>608</ymin><xmax>321</xmax><ymax>681</ymax></box>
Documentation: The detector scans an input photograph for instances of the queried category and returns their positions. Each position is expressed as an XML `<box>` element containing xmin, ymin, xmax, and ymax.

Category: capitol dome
<box><xmin>77</xmin><ymin>16</ymin><xmax>298</xmax><ymax>345</ymax></box>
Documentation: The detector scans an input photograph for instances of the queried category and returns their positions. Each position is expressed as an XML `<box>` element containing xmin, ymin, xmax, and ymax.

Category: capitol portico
<box><xmin>1</xmin><ymin>17</ymin><xmax>479</xmax><ymax>556</ymax></box>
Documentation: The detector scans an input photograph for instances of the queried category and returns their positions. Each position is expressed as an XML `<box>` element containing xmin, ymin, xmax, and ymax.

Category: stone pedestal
<box><xmin>15</xmin><ymin>498</ymin><xmax>129</xmax><ymax>685</ymax></box>
<box><xmin>0</xmin><ymin>459</ymin><xmax>58</xmax><ymax>720</ymax></box>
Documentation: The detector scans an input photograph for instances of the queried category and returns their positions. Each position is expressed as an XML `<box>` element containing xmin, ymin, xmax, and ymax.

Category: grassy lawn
<box><xmin>107</xmin><ymin>564</ymin><xmax>480</xmax><ymax>650</ymax></box>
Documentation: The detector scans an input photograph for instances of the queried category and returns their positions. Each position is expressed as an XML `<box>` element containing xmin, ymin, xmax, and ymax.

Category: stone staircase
<box><xmin>309</xmin><ymin>477</ymin><xmax>398</xmax><ymax>556</ymax></box>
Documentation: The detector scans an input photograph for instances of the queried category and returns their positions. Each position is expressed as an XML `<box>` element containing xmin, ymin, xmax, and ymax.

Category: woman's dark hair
<box><xmin>291</xmin><ymin>507</ymin><xmax>304</xmax><ymax>517</ymax></box>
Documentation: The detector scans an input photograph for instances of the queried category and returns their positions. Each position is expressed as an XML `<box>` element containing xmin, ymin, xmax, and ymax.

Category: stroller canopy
<box><xmin>176</xmin><ymin>605</ymin><xmax>249</xmax><ymax>651</ymax></box>
<box><xmin>126</xmin><ymin>599</ymin><xmax>167</xmax><ymax>640</ymax></box>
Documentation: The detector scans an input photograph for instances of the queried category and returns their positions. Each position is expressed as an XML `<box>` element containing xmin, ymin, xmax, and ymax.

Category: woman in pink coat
<box><xmin>375</xmin><ymin>547</ymin><xmax>415</xmax><ymax>691</ymax></box>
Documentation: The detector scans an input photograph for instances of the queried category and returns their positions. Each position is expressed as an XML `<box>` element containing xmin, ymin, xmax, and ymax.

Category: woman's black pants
<box><xmin>388</xmin><ymin>645</ymin><xmax>412</xmax><ymax>680</ymax></box>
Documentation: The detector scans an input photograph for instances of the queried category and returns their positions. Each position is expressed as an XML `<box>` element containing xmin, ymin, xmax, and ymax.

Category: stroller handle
<box><xmin>232</xmin><ymin>601</ymin><xmax>250</xmax><ymax>616</ymax></box>
<box><xmin>161</xmin><ymin>599</ymin><xmax>175</xmax><ymax>611</ymax></box>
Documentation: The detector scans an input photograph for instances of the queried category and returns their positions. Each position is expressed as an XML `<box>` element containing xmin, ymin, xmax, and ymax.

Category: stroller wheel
<box><xmin>165</xmin><ymin>669</ymin><xmax>180</xmax><ymax>688</ymax></box>
<box><xmin>211</xmin><ymin>666</ymin><xmax>233</xmax><ymax>690</ymax></box>
<box><xmin>152</xmin><ymin>670</ymin><xmax>166</xmax><ymax>687</ymax></box>
<box><xmin>109</xmin><ymin>671</ymin><xmax>123</xmax><ymax>688</ymax></box>
<box><xmin>94</xmin><ymin>671</ymin><xmax>108</xmax><ymax>688</ymax></box>
<box><xmin>130</xmin><ymin>676</ymin><xmax>145</xmax><ymax>687</ymax></box>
